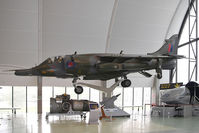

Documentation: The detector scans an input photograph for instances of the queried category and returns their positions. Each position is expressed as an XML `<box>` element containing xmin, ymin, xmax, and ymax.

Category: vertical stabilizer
<box><xmin>148</xmin><ymin>34</ymin><xmax>179</xmax><ymax>56</ymax></box>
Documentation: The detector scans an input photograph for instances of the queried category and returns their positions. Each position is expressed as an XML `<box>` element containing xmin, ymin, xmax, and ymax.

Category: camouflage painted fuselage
<box><xmin>15</xmin><ymin>53</ymin><xmax>177</xmax><ymax>81</ymax></box>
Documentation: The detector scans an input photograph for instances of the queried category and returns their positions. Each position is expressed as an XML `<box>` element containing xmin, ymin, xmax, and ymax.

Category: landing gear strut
<box><xmin>73</xmin><ymin>77</ymin><xmax>83</xmax><ymax>95</ymax></box>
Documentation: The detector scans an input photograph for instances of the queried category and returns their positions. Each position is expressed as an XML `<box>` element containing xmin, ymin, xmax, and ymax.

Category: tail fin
<box><xmin>148</xmin><ymin>34</ymin><xmax>179</xmax><ymax>56</ymax></box>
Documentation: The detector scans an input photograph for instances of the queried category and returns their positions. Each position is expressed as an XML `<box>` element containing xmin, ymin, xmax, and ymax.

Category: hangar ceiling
<box><xmin>108</xmin><ymin>0</ymin><xmax>186</xmax><ymax>54</ymax></box>
<box><xmin>0</xmin><ymin>0</ymin><xmax>188</xmax><ymax>86</ymax></box>
<box><xmin>42</xmin><ymin>0</ymin><xmax>115</xmax><ymax>59</ymax></box>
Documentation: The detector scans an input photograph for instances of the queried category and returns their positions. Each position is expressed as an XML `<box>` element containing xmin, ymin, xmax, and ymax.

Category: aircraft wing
<box><xmin>97</xmin><ymin>54</ymin><xmax>184</xmax><ymax>62</ymax></box>
<box><xmin>97</xmin><ymin>53</ymin><xmax>184</xmax><ymax>58</ymax></box>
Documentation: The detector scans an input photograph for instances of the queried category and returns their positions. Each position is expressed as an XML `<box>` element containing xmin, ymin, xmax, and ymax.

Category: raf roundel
<box><xmin>66</xmin><ymin>61</ymin><xmax>76</xmax><ymax>68</ymax></box>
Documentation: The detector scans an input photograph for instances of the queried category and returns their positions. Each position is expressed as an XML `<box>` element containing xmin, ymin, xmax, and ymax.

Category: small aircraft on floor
<box><xmin>14</xmin><ymin>34</ymin><xmax>184</xmax><ymax>94</ymax></box>
<box><xmin>161</xmin><ymin>82</ymin><xmax>199</xmax><ymax>104</ymax></box>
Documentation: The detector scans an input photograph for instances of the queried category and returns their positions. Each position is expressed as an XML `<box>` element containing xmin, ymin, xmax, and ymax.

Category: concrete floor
<box><xmin>0</xmin><ymin>113</ymin><xmax>199</xmax><ymax>133</ymax></box>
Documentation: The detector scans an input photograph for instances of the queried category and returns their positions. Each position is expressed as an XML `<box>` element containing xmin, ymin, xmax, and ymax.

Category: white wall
<box><xmin>42</xmin><ymin>0</ymin><xmax>115</xmax><ymax>59</ymax></box>
<box><xmin>0</xmin><ymin>0</ymin><xmax>38</xmax><ymax>67</ymax></box>
<box><xmin>0</xmin><ymin>0</ymin><xmax>38</xmax><ymax>85</ymax></box>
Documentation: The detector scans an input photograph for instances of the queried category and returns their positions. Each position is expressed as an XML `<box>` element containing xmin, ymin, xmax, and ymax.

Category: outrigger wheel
<box><xmin>74</xmin><ymin>86</ymin><xmax>83</xmax><ymax>94</ymax></box>
<box><xmin>121</xmin><ymin>79</ymin><xmax>131</xmax><ymax>87</ymax></box>
<box><xmin>157</xmin><ymin>73</ymin><xmax>162</xmax><ymax>79</ymax></box>
<box><xmin>156</xmin><ymin>68</ymin><xmax>162</xmax><ymax>79</ymax></box>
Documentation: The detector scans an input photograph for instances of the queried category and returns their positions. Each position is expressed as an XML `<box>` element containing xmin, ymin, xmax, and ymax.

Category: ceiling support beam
<box><xmin>37</xmin><ymin>0</ymin><xmax>43</xmax><ymax>114</ymax></box>
<box><xmin>171</xmin><ymin>0</ymin><xmax>198</xmax><ymax>83</ymax></box>
<box><xmin>188</xmin><ymin>0</ymin><xmax>198</xmax><ymax>82</ymax></box>
<box><xmin>105</xmin><ymin>0</ymin><xmax>119</xmax><ymax>53</ymax></box>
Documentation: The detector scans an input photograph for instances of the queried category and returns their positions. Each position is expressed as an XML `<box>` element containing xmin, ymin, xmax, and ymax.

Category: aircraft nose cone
<box><xmin>15</xmin><ymin>69</ymin><xmax>33</xmax><ymax>76</ymax></box>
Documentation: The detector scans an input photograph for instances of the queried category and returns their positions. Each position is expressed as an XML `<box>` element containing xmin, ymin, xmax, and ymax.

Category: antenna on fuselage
<box><xmin>71</xmin><ymin>51</ymin><xmax>77</xmax><ymax>62</ymax></box>
<box><xmin>120</xmin><ymin>50</ymin><xmax>123</xmax><ymax>54</ymax></box>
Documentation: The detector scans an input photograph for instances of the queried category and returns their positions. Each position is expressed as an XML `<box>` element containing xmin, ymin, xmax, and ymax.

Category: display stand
<box><xmin>88</xmin><ymin>109</ymin><xmax>100</xmax><ymax>124</ymax></box>
<box><xmin>77</xmin><ymin>80</ymin><xmax>130</xmax><ymax>117</ymax></box>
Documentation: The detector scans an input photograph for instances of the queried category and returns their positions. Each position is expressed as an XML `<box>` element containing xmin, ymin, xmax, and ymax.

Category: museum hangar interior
<box><xmin>0</xmin><ymin>0</ymin><xmax>199</xmax><ymax>133</ymax></box>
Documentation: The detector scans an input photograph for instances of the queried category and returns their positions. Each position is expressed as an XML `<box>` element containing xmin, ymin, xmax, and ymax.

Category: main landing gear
<box><xmin>72</xmin><ymin>76</ymin><xmax>132</xmax><ymax>95</ymax></box>
<box><xmin>156</xmin><ymin>68</ymin><xmax>162</xmax><ymax>79</ymax></box>
<box><xmin>121</xmin><ymin>79</ymin><xmax>131</xmax><ymax>87</ymax></box>
<box><xmin>120</xmin><ymin>76</ymin><xmax>131</xmax><ymax>87</ymax></box>
<box><xmin>156</xmin><ymin>59</ymin><xmax>162</xmax><ymax>79</ymax></box>
<box><xmin>74</xmin><ymin>86</ymin><xmax>83</xmax><ymax>95</ymax></box>
<box><xmin>72</xmin><ymin>77</ymin><xmax>83</xmax><ymax>95</ymax></box>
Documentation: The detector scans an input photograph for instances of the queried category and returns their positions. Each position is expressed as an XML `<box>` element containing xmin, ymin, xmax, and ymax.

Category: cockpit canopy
<box><xmin>41</xmin><ymin>56</ymin><xmax>64</xmax><ymax>65</ymax></box>
<box><xmin>48</xmin><ymin>56</ymin><xmax>64</xmax><ymax>63</ymax></box>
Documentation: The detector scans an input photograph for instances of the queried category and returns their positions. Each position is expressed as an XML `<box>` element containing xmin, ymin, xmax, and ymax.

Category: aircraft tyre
<box><xmin>157</xmin><ymin>73</ymin><xmax>162</xmax><ymax>79</ymax></box>
<box><xmin>121</xmin><ymin>79</ymin><xmax>131</xmax><ymax>87</ymax></box>
<box><xmin>74</xmin><ymin>86</ymin><xmax>83</xmax><ymax>94</ymax></box>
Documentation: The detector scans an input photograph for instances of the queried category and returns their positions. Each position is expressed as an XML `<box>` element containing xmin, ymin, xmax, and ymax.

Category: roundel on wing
<box><xmin>168</xmin><ymin>43</ymin><xmax>173</xmax><ymax>53</ymax></box>
<box><xmin>66</xmin><ymin>61</ymin><xmax>76</xmax><ymax>68</ymax></box>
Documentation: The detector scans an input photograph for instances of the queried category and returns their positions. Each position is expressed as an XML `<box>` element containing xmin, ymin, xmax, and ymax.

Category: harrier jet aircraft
<box><xmin>14</xmin><ymin>34</ymin><xmax>183</xmax><ymax>94</ymax></box>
